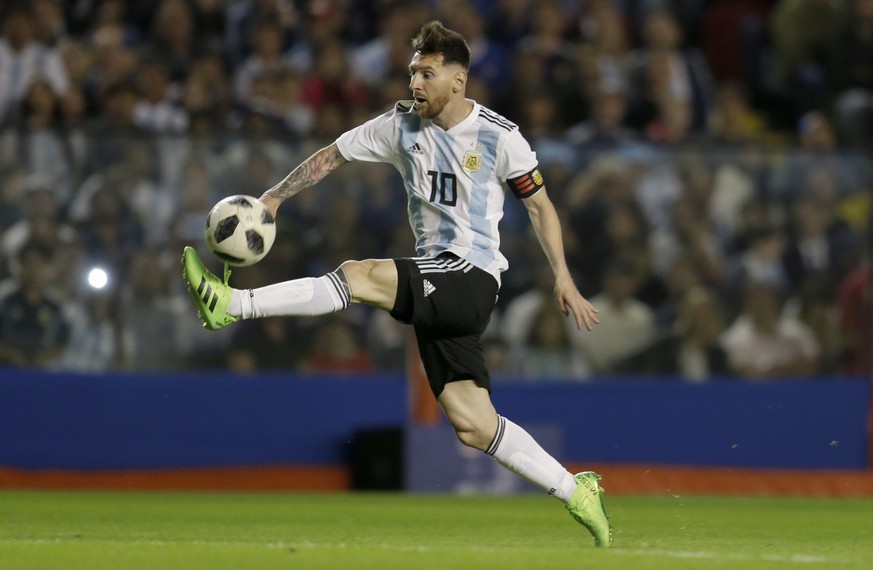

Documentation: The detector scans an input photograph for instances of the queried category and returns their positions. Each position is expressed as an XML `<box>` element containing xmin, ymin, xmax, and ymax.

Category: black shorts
<box><xmin>390</xmin><ymin>253</ymin><xmax>499</xmax><ymax>397</ymax></box>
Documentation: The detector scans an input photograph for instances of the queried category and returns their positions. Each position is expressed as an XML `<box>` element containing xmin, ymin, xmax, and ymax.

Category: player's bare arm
<box><xmin>523</xmin><ymin>187</ymin><xmax>600</xmax><ymax>331</ymax></box>
<box><xmin>259</xmin><ymin>143</ymin><xmax>348</xmax><ymax>217</ymax></box>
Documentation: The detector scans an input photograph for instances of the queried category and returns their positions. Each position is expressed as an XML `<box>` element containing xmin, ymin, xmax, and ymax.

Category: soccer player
<box><xmin>182</xmin><ymin>21</ymin><xmax>612</xmax><ymax>547</ymax></box>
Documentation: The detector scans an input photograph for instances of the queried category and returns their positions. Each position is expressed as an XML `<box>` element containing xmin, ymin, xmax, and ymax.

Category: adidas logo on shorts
<box><xmin>423</xmin><ymin>279</ymin><xmax>436</xmax><ymax>297</ymax></box>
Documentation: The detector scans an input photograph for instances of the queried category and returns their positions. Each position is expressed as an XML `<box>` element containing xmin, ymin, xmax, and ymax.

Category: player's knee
<box><xmin>450</xmin><ymin>422</ymin><xmax>491</xmax><ymax>452</ymax></box>
<box><xmin>339</xmin><ymin>259</ymin><xmax>377</xmax><ymax>290</ymax></box>
<box><xmin>337</xmin><ymin>259</ymin><xmax>396</xmax><ymax>308</ymax></box>
<box><xmin>337</xmin><ymin>259</ymin><xmax>369</xmax><ymax>286</ymax></box>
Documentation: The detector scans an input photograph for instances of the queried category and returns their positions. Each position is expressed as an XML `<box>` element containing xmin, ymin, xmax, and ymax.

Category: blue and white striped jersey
<box><xmin>335</xmin><ymin>99</ymin><xmax>540</xmax><ymax>283</ymax></box>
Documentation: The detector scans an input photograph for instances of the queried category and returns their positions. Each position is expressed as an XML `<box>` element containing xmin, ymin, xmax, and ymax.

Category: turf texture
<box><xmin>1</xmin><ymin>490</ymin><xmax>872</xmax><ymax>569</ymax></box>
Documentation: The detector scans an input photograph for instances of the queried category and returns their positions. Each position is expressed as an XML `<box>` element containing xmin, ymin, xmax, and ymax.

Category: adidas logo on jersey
<box><xmin>405</xmin><ymin>142</ymin><xmax>424</xmax><ymax>155</ymax></box>
<box><xmin>423</xmin><ymin>279</ymin><xmax>436</xmax><ymax>297</ymax></box>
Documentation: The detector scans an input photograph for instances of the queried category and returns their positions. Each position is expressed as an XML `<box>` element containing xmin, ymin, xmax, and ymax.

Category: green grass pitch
<box><xmin>2</xmin><ymin>491</ymin><xmax>872</xmax><ymax>569</ymax></box>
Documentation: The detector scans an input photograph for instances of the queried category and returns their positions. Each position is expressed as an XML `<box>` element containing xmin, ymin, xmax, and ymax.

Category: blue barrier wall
<box><xmin>492</xmin><ymin>379</ymin><xmax>870</xmax><ymax>469</ymax></box>
<box><xmin>0</xmin><ymin>370</ymin><xmax>407</xmax><ymax>469</ymax></box>
<box><xmin>0</xmin><ymin>370</ymin><xmax>869</xmax><ymax>470</ymax></box>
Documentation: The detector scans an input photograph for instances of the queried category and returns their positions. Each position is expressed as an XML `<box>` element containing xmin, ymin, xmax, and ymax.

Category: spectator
<box><xmin>226</xmin><ymin>318</ymin><xmax>304</xmax><ymax>373</ymax></box>
<box><xmin>84</xmin><ymin>21</ymin><xmax>137</xmax><ymax>110</ymax></box>
<box><xmin>720</xmin><ymin>281</ymin><xmax>820</xmax><ymax>379</ymax></box>
<box><xmin>364</xmin><ymin>309</ymin><xmax>409</xmax><ymax>371</ymax></box>
<box><xmin>303</xmin><ymin>317</ymin><xmax>374</xmax><ymax>373</ymax></box>
<box><xmin>570</xmin><ymin>5</ymin><xmax>633</xmax><ymax>118</ymax></box>
<box><xmin>650</xmin><ymin>190</ymin><xmax>726</xmax><ymax>288</ymax></box>
<box><xmin>726</xmin><ymin>194</ymin><xmax>778</xmax><ymax>255</ymax></box>
<box><xmin>0</xmin><ymin>241</ymin><xmax>70</xmax><ymax>367</ymax></box>
<box><xmin>234</xmin><ymin>19</ymin><xmax>294</xmax><ymax>103</ymax></box>
<box><xmin>348</xmin><ymin>3</ymin><xmax>430</xmax><ymax>87</ymax></box>
<box><xmin>31</xmin><ymin>0</ymin><xmax>66</xmax><ymax>47</ymax></box>
<box><xmin>182</xmin><ymin>52</ymin><xmax>234</xmax><ymax>127</ymax></box>
<box><xmin>224</xmin><ymin>0</ymin><xmax>298</xmax><ymax>67</ymax></box>
<box><xmin>510</xmin><ymin>301</ymin><xmax>590</xmax><ymax>380</ymax></box>
<box><xmin>0</xmin><ymin>166</ymin><xmax>27</xmax><ymax>230</ymax></box>
<box><xmin>770</xmin><ymin>0</ymin><xmax>846</xmax><ymax>114</ymax></box>
<box><xmin>707</xmin><ymin>82</ymin><xmax>769</xmax><ymax>146</ymax></box>
<box><xmin>711</xmin><ymin>144</ymin><xmax>768</xmax><ymax>242</ymax></box>
<box><xmin>500</xmin><ymin>261</ymin><xmax>592</xmax><ymax>367</ymax></box>
<box><xmin>518</xmin><ymin>90</ymin><xmax>566</xmax><ymax>149</ymax></box>
<box><xmin>670</xmin><ymin>288</ymin><xmax>729</xmax><ymax>381</ymax></box>
<box><xmin>58</xmin><ymin>287</ymin><xmax>119</xmax><ymax>373</ymax></box>
<box><xmin>782</xmin><ymin>195</ymin><xmax>860</xmax><ymax>294</ymax></box>
<box><xmin>148</xmin><ymin>0</ymin><xmax>199</xmax><ymax>81</ymax></box>
<box><xmin>627</xmin><ymin>9</ymin><xmax>715</xmax><ymax>133</ymax></box>
<box><xmin>301</xmin><ymin>38</ymin><xmax>369</xmax><ymax>112</ymax></box>
<box><xmin>132</xmin><ymin>58</ymin><xmax>188</xmax><ymax>133</ymax></box>
<box><xmin>486</xmin><ymin>0</ymin><xmax>534</xmax><ymax>48</ymax></box>
<box><xmin>13</xmin><ymin>80</ymin><xmax>73</xmax><ymax>199</ymax></box>
<box><xmin>71</xmin><ymin>140</ymin><xmax>166</xmax><ymax>241</ymax></box>
<box><xmin>566</xmin><ymin>86</ymin><xmax>637</xmax><ymax>154</ymax></box>
<box><xmin>724</xmin><ymin>226</ymin><xmax>789</xmax><ymax>311</ymax></box>
<box><xmin>85</xmin><ymin>81</ymin><xmax>143</xmax><ymax>172</ymax></box>
<box><xmin>575</xmin><ymin>259</ymin><xmax>657</xmax><ymax>375</ymax></box>
<box><xmin>215</xmin><ymin>256</ymin><xmax>303</xmax><ymax>374</ymax></box>
<box><xmin>790</xmin><ymin>273</ymin><xmax>846</xmax><ymax>374</ymax></box>
<box><xmin>118</xmin><ymin>249</ymin><xmax>190</xmax><ymax>370</ymax></box>
<box><xmin>0</xmin><ymin>5</ymin><xmax>69</xmax><ymax>126</ymax></box>
<box><xmin>76</xmin><ymin>180</ymin><xmax>144</xmax><ymax>272</ymax></box>
<box><xmin>498</xmin><ymin>46</ymin><xmax>550</xmax><ymax>121</ymax></box>
<box><xmin>829</xmin><ymin>0</ymin><xmax>873</xmax><ymax>146</ymax></box>
<box><xmin>700</xmin><ymin>0</ymin><xmax>771</xmax><ymax>85</ymax></box>
<box><xmin>443</xmin><ymin>3</ymin><xmax>510</xmax><ymax>102</ymax></box>
<box><xmin>836</xmin><ymin>262</ymin><xmax>872</xmax><ymax>375</ymax></box>
<box><xmin>58</xmin><ymin>82</ymin><xmax>89</xmax><ymax>184</ymax></box>
<box><xmin>769</xmin><ymin>111</ymin><xmax>872</xmax><ymax>201</ymax></box>
<box><xmin>564</xmin><ymin>156</ymin><xmax>647</xmax><ymax>291</ymax></box>
<box><xmin>2</xmin><ymin>184</ymin><xmax>75</xmax><ymax>262</ymax></box>
<box><xmin>166</xmin><ymin>157</ymin><xmax>215</xmax><ymax>253</ymax></box>
<box><xmin>644</xmin><ymin>98</ymin><xmax>703</xmax><ymax>147</ymax></box>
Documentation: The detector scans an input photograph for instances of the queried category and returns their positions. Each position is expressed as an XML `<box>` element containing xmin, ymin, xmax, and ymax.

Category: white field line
<box><xmin>613</xmin><ymin>548</ymin><xmax>845</xmax><ymax>565</ymax></box>
<box><xmin>0</xmin><ymin>538</ymin><xmax>854</xmax><ymax>564</ymax></box>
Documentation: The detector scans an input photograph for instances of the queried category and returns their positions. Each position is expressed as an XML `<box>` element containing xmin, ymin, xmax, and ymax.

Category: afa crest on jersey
<box><xmin>463</xmin><ymin>150</ymin><xmax>482</xmax><ymax>173</ymax></box>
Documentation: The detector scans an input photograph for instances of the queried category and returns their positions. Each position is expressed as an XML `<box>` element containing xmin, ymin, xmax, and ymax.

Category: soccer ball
<box><xmin>204</xmin><ymin>195</ymin><xmax>276</xmax><ymax>266</ymax></box>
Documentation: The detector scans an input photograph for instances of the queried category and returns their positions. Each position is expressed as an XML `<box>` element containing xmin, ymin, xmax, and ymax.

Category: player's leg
<box><xmin>233</xmin><ymin>258</ymin><xmax>397</xmax><ymax>317</ymax></box>
<box><xmin>437</xmin><ymin>380</ymin><xmax>577</xmax><ymax>497</ymax></box>
<box><xmin>181</xmin><ymin>246</ymin><xmax>397</xmax><ymax>329</ymax></box>
<box><xmin>437</xmin><ymin>379</ymin><xmax>612</xmax><ymax>547</ymax></box>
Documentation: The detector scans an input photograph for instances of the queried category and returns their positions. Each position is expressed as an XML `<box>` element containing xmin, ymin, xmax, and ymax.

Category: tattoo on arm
<box><xmin>262</xmin><ymin>145</ymin><xmax>347</xmax><ymax>202</ymax></box>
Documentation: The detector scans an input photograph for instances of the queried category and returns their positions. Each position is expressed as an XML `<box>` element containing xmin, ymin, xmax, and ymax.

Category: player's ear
<box><xmin>452</xmin><ymin>68</ymin><xmax>468</xmax><ymax>93</ymax></box>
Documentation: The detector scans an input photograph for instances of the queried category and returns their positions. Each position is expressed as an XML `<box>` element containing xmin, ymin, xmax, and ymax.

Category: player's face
<box><xmin>408</xmin><ymin>52</ymin><xmax>454</xmax><ymax>120</ymax></box>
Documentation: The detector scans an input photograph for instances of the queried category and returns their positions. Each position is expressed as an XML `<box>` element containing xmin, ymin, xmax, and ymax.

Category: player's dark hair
<box><xmin>411</xmin><ymin>21</ymin><xmax>471</xmax><ymax>69</ymax></box>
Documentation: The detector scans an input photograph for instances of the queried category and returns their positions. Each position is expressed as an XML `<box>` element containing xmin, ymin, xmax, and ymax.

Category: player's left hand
<box><xmin>555</xmin><ymin>277</ymin><xmax>599</xmax><ymax>331</ymax></box>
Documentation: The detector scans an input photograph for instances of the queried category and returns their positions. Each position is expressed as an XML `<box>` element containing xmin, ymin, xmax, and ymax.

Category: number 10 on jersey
<box><xmin>427</xmin><ymin>170</ymin><xmax>457</xmax><ymax>206</ymax></box>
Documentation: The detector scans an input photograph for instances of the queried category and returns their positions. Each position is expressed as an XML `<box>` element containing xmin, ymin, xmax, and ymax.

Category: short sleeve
<box><xmin>335</xmin><ymin>109</ymin><xmax>398</xmax><ymax>164</ymax></box>
<box><xmin>495</xmin><ymin>129</ymin><xmax>539</xmax><ymax>182</ymax></box>
<box><xmin>498</xmin><ymin>129</ymin><xmax>545</xmax><ymax>199</ymax></box>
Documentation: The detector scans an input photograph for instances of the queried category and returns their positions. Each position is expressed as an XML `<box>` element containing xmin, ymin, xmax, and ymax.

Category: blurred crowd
<box><xmin>0</xmin><ymin>0</ymin><xmax>871</xmax><ymax>382</ymax></box>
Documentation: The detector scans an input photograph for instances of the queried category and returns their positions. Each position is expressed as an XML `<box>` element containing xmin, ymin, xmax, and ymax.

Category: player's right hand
<box><xmin>259</xmin><ymin>194</ymin><xmax>281</xmax><ymax>220</ymax></box>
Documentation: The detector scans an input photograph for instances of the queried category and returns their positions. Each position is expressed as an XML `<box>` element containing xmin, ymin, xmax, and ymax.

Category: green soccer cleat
<box><xmin>182</xmin><ymin>246</ymin><xmax>237</xmax><ymax>330</ymax></box>
<box><xmin>565</xmin><ymin>471</ymin><xmax>613</xmax><ymax>547</ymax></box>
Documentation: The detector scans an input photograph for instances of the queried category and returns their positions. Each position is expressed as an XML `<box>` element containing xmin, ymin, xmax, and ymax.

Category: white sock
<box><xmin>228</xmin><ymin>271</ymin><xmax>351</xmax><ymax>318</ymax></box>
<box><xmin>486</xmin><ymin>415</ymin><xmax>578</xmax><ymax>502</ymax></box>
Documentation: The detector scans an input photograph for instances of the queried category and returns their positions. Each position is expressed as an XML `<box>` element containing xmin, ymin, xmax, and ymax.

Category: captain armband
<box><xmin>506</xmin><ymin>168</ymin><xmax>545</xmax><ymax>199</ymax></box>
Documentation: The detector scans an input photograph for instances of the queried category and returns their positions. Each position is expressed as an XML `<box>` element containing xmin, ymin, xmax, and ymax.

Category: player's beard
<box><xmin>416</xmin><ymin>91</ymin><xmax>450</xmax><ymax>120</ymax></box>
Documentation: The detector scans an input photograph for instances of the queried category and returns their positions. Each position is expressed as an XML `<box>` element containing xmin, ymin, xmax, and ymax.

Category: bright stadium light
<box><xmin>87</xmin><ymin>267</ymin><xmax>109</xmax><ymax>290</ymax></box>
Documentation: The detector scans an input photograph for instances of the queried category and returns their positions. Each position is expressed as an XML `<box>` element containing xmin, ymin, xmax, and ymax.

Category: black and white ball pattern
<box><xmin>204</xmin><ymin>195</ymin><xmax>276</xmax><ymax>266</ymax></box>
